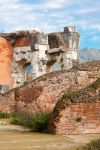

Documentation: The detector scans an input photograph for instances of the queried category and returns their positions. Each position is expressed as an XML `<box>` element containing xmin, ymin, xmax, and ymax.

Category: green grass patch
<box><xmin>0</xmin><ymin>111</ymin><xmax>10</xmax><ymax>119</ymax></box>
<box><xmin>10</xmin><ymin>112</ymin><xmax>51</xmax><ymax>133</ymax></box>
<box><xmin>77</xmin><ymin>138</ymin><xmax>100</xmax><ymax>150</ymax></box>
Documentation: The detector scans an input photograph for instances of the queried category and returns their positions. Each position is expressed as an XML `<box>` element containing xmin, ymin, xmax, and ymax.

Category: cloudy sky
<box><xmin>0</xmin><ymin>0</ymin><xmax>100</xmax><ymax>48</ymax></box>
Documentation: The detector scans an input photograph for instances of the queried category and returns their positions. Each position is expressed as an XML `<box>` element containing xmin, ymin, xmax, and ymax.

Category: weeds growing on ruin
<box><xmin>10</xmin><ymin>112</ymin><xmax>51</xmax><ymax>133</ymax></box>
<box><xmin>0</xmin><ymin>111</ymin><xmax>10</xmax><ymax>119</ymax></box>
<box><xmin>77</xmin><ymin>138</ymin><xmax>100</xmax><ymax>150</ymax></box>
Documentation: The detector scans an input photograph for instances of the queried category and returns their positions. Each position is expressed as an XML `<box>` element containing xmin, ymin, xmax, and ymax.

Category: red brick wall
<box><xmin>50</xmin><ymin>103</ymin><xmax>100</xmax><ymax>134</ymax></box>
<box><xmin>0</xmin><ymin>37</ymin><xmax>13</xmax><ymax>88</ymax></box>
<box><xmin>0</xmin><ymin>91</ymin><xmax>15</xmax><ymax>113</ymax></box>
<box><xmin>15</xmin><ymin>37</ymin><xmax>30</xmax><ymax>47</ymax></box>
<box><xmin>0</xmin><ymin>70</ymin><xmax>99</xmax><ymax>114</ymax></box>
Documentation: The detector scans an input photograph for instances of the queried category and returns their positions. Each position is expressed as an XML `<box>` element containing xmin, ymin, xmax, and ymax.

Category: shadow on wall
<box><xmin>0</xmin><ymin>85</ymin><xmax>10</xmax><ymax>93</ymax></box>
<box><xmin>52</xmin><ymin>62</ymin><xmax>62</xmax><ymax>71</ymax></box>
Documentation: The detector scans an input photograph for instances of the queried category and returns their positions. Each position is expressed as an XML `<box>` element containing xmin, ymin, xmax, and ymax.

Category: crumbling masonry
<box><xmin>0</xmin><ymin>26</ymin><xmax>79</xmax><ymax>90</ymax></box>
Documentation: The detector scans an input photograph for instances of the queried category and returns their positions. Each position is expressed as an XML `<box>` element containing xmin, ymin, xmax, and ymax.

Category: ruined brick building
<box><xmin>0</xmin><ymin>26</ymin><xmax>79</xmax><ymax>92</ymax></box>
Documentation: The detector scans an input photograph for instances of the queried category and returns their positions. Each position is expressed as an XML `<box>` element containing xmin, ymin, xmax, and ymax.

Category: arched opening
<box><xmin>46</xmin><ymin>59</ymin><xmax>62</xmax><ymax>73</ymax></box>
<box><xmin>17</xmin><ymin>58</ymin><xmax>33</xmax><ymax>84</ymax></box>
<box><xmin>52</xmin><ymin>62</ymin><xmax>61</xmax><ymax>71</ymax></box>
<box><xmin>23</xmin><ymin>63</ymin><xmax>33</xmax><ymax>82</ymax></box>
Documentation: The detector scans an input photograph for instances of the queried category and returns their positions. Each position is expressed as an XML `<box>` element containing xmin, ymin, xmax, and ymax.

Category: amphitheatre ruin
<box><xmin>0</xmin><ymin>26</ymin><xmax>79</xmax><ymax>92</ymax></box>
<box><xmin>0</xmin><ymin>26</ymin><xmax>100</xmax><ymax>135</ymax></box>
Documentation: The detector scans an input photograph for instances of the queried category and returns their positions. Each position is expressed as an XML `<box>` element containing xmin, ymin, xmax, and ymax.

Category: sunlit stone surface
<box><xmin>0</xmin><ymin>37</ymin><xmax>13</xmax><ymax>90</ymax></box>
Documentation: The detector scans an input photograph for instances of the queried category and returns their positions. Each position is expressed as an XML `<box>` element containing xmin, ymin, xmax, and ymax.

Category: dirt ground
<box><xmin>0</xmin><ymin>119</ymin><xmax>100</xmax><ymax>150</ymax></box>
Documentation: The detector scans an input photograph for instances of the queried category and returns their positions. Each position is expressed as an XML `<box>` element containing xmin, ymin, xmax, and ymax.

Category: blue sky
<box><xmin>0</xmin><ymin>0</ymin><xmax>100</xmax><ymax>49</ymax></box>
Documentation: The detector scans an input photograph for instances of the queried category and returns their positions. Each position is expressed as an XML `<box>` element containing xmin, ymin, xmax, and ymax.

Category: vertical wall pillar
<box><xmin>31</xmin><ymin>51</ymin><xmax>40</xmax><ymax>79</ymax></box>
<box><xmin>62</xmin><ymin>27</ymin><xmax>80</xmax><ymax>70</ymax></box>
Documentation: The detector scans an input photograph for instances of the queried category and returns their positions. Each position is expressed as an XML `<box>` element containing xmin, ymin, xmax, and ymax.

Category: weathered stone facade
<box><xmin>0</xmin><ymin>26</ymin><xmax>79</xmax><ymax>90</ymax></box>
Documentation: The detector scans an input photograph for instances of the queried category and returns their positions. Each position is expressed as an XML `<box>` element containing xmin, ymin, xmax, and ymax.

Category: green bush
<box><xmin>78</xmin><ymin>138</ymin><xmax>100</xmax><ymax>150</ymax></box>
<box><xmin>0</xmin><ymin>111</ymin><xmax>10</xmax><ymax>119</ymax></box>
<box><xmin>11</xmin><ymin>114</ymin><xmax>35</xmax><ymax>130</ymax></box>
<box><xmin>10</xmin><ymin>112</ymin><xmax>51</xmax><ymax>133</ymax></box>
<box><xmin>33</xmin><ymin>112</ymin><xmax>50</xmax><ymax>132</ymax></box>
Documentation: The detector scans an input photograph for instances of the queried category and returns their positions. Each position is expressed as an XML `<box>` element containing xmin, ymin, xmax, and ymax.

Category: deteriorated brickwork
<box><xmin>76</xmin><ymin>61</ymin><xmax>100</xmax><ymax>71</ymax></box>
<box><xmin>49</xmin><ymin>78</ymin><xmax>100</xmax><ymax>134</ymax></box>
<box><xmin>0</xmin><ymin>61</ymin><xmax>99</xmax><ymax>114</ymax></box>
<box><xmin>0</xmin><ymin>90</ymin><xmax>15</xmax><ymax>113</ymax></box>
<box><xmin>0</xmin><ymin>37</ymin><xmax>13</xmax><ymax>89</ymax></box>
<box><xmin>49</xmin><ymin>103</ymin><xmax>100</xmax><ymax>134</ymax></box>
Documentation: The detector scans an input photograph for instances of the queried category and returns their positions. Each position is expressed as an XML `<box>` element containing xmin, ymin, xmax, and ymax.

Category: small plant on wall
<box><xmin>60</xmin><ymin>57</ymin><xmax>63</xmax><ymax>63</ymax></box>
<box><xmin>75</xmin><ymin>116</ymin><xmax>82</xmax><ymax>122</ymax></box>
<box><xmin>61</xmin><ymin>64</ymin><xmax>64</xmax><ymax>70</ymax></box>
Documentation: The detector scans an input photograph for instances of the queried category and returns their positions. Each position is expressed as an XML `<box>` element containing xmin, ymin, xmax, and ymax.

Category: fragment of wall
<box><xmin>49</xmin><ymin>103</ymin><xmax>100</xmax><ymax>134</ymax></box>
<box><xmin>0</xmin><ymin>67</ymin><xmax>99</xmax><ymax>114</ymax></box>
<box><xmin>0</xmin><ymin>37</ymin><xmax>13</xmax><ymax>88</ymax></box>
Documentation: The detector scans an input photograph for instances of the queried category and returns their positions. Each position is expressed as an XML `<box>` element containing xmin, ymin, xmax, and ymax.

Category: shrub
<box><xmin>10</xmin><ymin>112</ymin><xmax>51</xmax><ymax>133</ymax></box>
<box><xmin>33</xmin><ymin>112</ymin><xmax>50</xmax><ymax>132</ymax></box>
<box><xmin>0</xmin><ymin>111</ymin><xmax>10</xmax><ymax>119</ymax></box>
<box><xmin>10</xmin><ymin>114</ymin><xmax>35</xmax><ymax>130</ymax></box>
<box><xmin>77</xmin><ymin>138</ymin><xmax>100</xmax><ymax>150</ymax></box>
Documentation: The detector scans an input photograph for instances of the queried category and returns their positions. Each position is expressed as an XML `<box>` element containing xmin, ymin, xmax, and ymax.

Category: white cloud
<box><xmin>43</xmin><ymin>0</ymin><xmax>69</xmax><ymax>9</ymax></box>
<box><xmin>0</xmin><ymin>0</ymin><xmax>36</xmax><ymax>31</ymax></box>
<box><xmin>0</xmin><ymin>0</ymin><xmax>100</xmax><ymax>34</ymax></box>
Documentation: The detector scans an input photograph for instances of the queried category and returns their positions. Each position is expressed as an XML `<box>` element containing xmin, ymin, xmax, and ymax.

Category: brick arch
<box><xmin>48</xmin><ymin>78</ymin><xmax>100</xmax><ymax>134</ymax></box>
<box><xmin>0</xmin><ymin>62</ymin><xmax>99</xmax><ymax>113</ymax></box>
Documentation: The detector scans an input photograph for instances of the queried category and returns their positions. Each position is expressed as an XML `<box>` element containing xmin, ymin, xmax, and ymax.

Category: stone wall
<box><xmin>0</xmin><ymin>37</ymin><xmax>13</xmax><ymax>89</ymax></box>
<box><xmin>49</xmin><ymin>103</ymin><xmax>100</xmax><ymax>134</ymax></box>
<box><xmin>0</xmin><ymin>65</ymin><xmax>99</xmax><ymax>114</ymax></box>
<box><xmin>0</xmin><ymin>27</ymin><xmax>79</xmax><ymax>90</ymax></box>
<box><xmin>48</xmin><ymin>77</ymin><xmax>100</xmax><ymax>134</ymax></box>
<box><xmin>0</xmin><ymin>91</ymin><xmax>15</xmax><ymax>113</ymax></box>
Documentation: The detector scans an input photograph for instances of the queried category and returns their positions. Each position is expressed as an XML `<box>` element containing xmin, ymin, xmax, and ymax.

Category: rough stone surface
<box><xmin>0</xmin><ymin>61</ymin><xmax>99</xmax><ymax>114</ymax></box>
<box><xmin>0</xmin><ymin>27</ymin><xmax>79</xmax><ymax>89</ymax></box>
<box><xmin>48</xmin><ymin>78</ymin><xmax>100</xmax><ymax>134</ymax></box>
<box><xmin>49</xmin><ymin>103</ymin><xmax>100</xmax><ymax>134</ymax></box>
<box><xmin>0</xmin><ymin>37</ymin><xmax>13</xmax><ymax>90</ymax></box>
<box><xmin>0</xmin><ymin>91</ymin><xmax>15</xmax><ymax>113</ymax></box>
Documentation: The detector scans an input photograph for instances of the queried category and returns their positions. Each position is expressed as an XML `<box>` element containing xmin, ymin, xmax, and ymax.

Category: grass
<box><xmin>0</xmin><ymin>110</ymin><xmax>51</xmax><ymax>133</ymax></box>
<box><xmin>10</xmin><ymin>112</ymin><xmax>51</xmax><ymax>133</ymax></box>
<box><xmin>0</xmin><ymin>111</ymin><xmax>10</xmax><ymax>119</ymax></box>
<box><xmin>77</xmin><ymin>138</ymin><xmax>100</xmax><ymax>150</ymax></box>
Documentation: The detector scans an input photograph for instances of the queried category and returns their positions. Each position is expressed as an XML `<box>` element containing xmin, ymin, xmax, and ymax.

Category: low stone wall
<box><xmin>0</xmin><ymin>91</ymin><xmax>15</xmax><ymax>113</ymax></box>
<box><xmin>49</xmin><ymin>103</ymin><xmax>100</xmax><ymax>134</ymax></box>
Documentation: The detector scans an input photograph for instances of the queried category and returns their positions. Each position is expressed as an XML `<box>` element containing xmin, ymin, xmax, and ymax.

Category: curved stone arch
<box><xmin>23</xmin><ymin>62</ymin><xmax>33</xmax><ymax>82</ymax></box>
<box><xmin>46</xmin><ymin>59</ymin><xmax>62</xmax><ymax>73</ymax></box>
<box><xmin>46</xmin><ymin>51</ymin><xmax>64</xmax><ymax>73</ymax></box>
<box><xmin>12</xmin><ymin>57</ymin><xmax>33</xmax><ymax>87</ymax></box>
<box><xmin>52</xmin><ymin>62</ymin><xmax>62</xmax><ymax>71</ymax></box>
<box><xmin>17</xmin><ymin>58</ymin><xmax>31</xmax><ymax>73</ymax></box>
